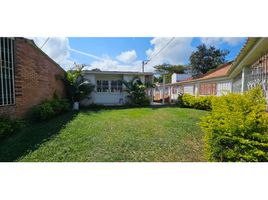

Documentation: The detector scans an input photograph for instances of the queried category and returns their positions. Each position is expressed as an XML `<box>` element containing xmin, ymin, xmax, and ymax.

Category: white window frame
<box><xmin>111</xmin><ymin>80</ymin><xmax>123</xmax><ymax>93</ymax></box>
<box><xmin>96</xmin><ymin>80</ymin><xmax>109</xmax><ymax>93</ymax></box>
<box><xmin>0</xmin><ymin>38</ymin><xmax>15</xmax><ymax>106</ymax></box>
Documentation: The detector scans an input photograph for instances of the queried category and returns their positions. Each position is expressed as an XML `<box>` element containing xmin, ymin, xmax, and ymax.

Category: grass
<box><xmin>0</xmin><ymin>107</ymin><xmax>208</xmax><ymax>162</ymax></box>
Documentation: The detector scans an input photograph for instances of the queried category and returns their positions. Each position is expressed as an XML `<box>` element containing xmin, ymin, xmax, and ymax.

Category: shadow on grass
<box><xmin>79</xmin><ymin>104</ymin><xmax>178</xmax><ymax>112</ymax></box>
<box><xmin>0</xmin><ymin>111</ymin><xmax>78</xmax><ymax>162</ymax></box>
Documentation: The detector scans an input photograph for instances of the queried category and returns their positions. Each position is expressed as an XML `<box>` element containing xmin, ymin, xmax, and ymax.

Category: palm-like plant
<box><xmin>122</xmin><ymin>77</ymin><xmax>153</xmax><ymax>106</ymax></box>
<box><xmin>61</xmin><ymin>65</ymin><xmax>95</xmax><ymax>107</ymax></box>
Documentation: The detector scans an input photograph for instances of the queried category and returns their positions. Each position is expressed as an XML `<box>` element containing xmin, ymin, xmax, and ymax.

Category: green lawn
<box><xmin>0</xmin><ymin>107</ymin><xmax>207</xmax><ymax>162</ymax></box>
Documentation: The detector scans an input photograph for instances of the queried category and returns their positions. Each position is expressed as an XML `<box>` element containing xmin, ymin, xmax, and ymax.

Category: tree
<box><xmin>153</xmin><ymin>64</ymin><xmax>186</xmax><ymax>83</ymax></box>
<box><xmin>122</xmin><ymin>77</ymin><xmax>153</xmax><ymax>106</ymax></box>
<box><xmin>61</xmin><ymin>65</ymin><xmax>95</xmax><ymax>103</ymax></box>
<box><xmin>189</xmin><ymin>44</ymin><xmax>229</xmax><ymax>76</ymax></box>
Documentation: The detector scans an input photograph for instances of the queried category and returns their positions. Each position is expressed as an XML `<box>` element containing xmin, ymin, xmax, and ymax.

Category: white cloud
<box><xmin>116</xmin><ymin>50</ymin><xmax>137</xmax><ymax>63</ymax></box>
<box><xmin>200</xmin><ymin>37</ymin><xmax>244</xmax><ymax>47</ymax></box>
<box><xmin>90</xmin><ymin>58</ymin><xmax>143</xmax><ymax>72</ymax></box>
<box><xmin>30</xmin><ymin>37</ymin><xmax>74</xmax><ymax>70</ymax></box>
<box><xmin>145</xmin><ymin>37</ymin><xmax>194</xmax><ymax>70</ymax></box>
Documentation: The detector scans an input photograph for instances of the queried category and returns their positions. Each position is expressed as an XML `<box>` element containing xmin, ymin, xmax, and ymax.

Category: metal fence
<box><xmin>247</xmin><ymin>52</ymin><xmax>268</xmax><ymax>103</ymax></box>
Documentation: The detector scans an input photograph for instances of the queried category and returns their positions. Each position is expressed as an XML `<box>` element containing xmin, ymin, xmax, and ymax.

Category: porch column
<box><xmin>241</xmin><ymin>67</ymin><xmax>245</xmax><ymax>93</ymax></box>
<box><xmin>162</xmin><ymin>74</ymin><xmax>165</xmax><ymax>104</ymax></box>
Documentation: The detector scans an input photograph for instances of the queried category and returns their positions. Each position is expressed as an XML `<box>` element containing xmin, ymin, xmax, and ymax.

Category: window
<box><xmin>199</xmin><ymin>83</ymin><xmax>217</xmax><ymax>95</ymax></box>
<box><xmin>111</xmin><ymin>80</ymin><xmax>123</xmax><ymax>93</ymax></box>
<box><xmin>96</xmin><ymin>80</ymin><xmax>109</xmax><ymax>92</ymax></box>
<box><xmin>0</xmin><ymin>38</ymin><xmax>15</xmax><ymax>106</ymax></box>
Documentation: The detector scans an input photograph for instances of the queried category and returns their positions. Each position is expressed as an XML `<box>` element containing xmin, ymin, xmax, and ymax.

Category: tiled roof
<box><xmin>178</xmin><ymin>62</ymin><xmax>233</xmax><ymax>84</ymax></box>
<box><xmin>198</xmin><ymin>62</ymin><xmax>232</xmax><ymax>80</ymax></box>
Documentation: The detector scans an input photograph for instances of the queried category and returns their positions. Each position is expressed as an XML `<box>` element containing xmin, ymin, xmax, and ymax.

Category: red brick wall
<box><xmin>0</xmin><ymin>38</ymin><xmax>66</xmax><ymax>118</ymax></box>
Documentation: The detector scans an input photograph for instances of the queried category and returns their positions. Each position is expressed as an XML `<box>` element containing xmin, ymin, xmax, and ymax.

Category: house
<box><xmin>179</xmin><ymin>37</ymin><xmax>268</xmax><ymax>101</ymax></box>
<box><xmin>153</xmin><ymin>37</ymin><xmax>268</xmax><ymax>104</ymax></box>
<box><xmin>0</xmin><ymin>37</ymin><xmax>66</xmax><ymax>118</ymax></box>
<box><xmin>179</xmin><ymin>62</ymin><xmax>233</xmax><ymax>96</ymax></box>
<box><xmin>81</xmin><ymin>70</ymin><xmax>154</xmax><ymax>105</ymax></box>
<box><xmin>153</xmin><ymin>73</ymin><xmax>190</xmax><ymax>103</ymax></box>
<box><xmin>171</xmin><ymin>73</ymin><xmax>191</xmax><ymax>83</ymax></box>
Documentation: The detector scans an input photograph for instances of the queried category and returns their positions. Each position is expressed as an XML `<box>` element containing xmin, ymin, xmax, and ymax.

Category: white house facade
<box><xmin>81</xmin><ymin>70</ymin><xmax>154</xmax><ymax>105</ymax></box>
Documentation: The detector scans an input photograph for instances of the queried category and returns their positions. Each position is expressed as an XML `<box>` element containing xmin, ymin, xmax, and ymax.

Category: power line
<box><xmin>146</xmin><ymin>37</ymin><xmax>175</xmax><ymax>65</ymax></box>
<box><xmin>40</xmin><ymin>37</ymin><xmax>50</xmax><ymax>49</ymax></box>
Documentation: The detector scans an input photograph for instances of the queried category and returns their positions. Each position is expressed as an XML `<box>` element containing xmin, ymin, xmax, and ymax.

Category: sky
<box><xmin>31</xmin><ymin>37</ymin><xmax>246</xmax><ymax>72</ymax></box>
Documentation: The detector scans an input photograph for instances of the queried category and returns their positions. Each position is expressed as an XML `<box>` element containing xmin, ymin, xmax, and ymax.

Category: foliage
<box><xmin>200</xmin><ymin>86</ymin><xmax>268</xmax><ymax>162</ymax></box>
<box><xmin>190</xmin><ymin>44</ymin><xmax>229</xmax><ymax>76</ymax></box>
<box><xmin>153</xmin><ymin>63</ymin><xmax>187</xmax><ymax>83</ymax></box>
<box><xmin>122</xmin><ymin>77</ymin><xmax>152</xmax><ymax>106</ymax></box>
<box><xmin>31</xmin><ymin>96</ymin><xmax>70</xmax><ymax>121</ymax></box>
<box><xmin>178</xmin><ymin>93</ymin><xmax>214</xmax><ymax>111</ymax></box>
<box><xmin>0</xmin><ymin>117</ymin><xmax>24</xmax><ymax>139</ymax></box>
<box><xmin>61</xmin><ymin>65</ymin><xmax>95</xmax><ymax>102</ymax></box>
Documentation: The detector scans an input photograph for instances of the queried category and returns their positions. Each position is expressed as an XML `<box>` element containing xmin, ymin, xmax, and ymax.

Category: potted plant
<box><xmin>61</xmin><ymin>65</ymin><xmax>95</xmax><ymax>110</ymax></box>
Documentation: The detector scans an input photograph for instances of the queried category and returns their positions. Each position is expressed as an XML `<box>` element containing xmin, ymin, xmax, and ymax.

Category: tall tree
<box><xmin>189</xmin><ymin>44</ymin><xmax>229</xmax><ymax>76</ymax></box>
<box><xmin>153</xmin><ymin>64</ymin><xmax>186</xmax><ymax>83</ymax></box>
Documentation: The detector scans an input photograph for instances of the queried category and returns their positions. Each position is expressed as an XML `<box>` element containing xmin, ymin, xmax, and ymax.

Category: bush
<box><xmin>32</xmin><ymin>101</ymin><xmax>55</xmax><ymax>121</ymax></box>
<box><xmin>200</xmin><ymin>86</ymin><xmax>268</xmax><ymax>162</ymax></box>
<box><xmin>31</xmin><ymin>96</ymin><xmax>70</xmax><ymax>121</ymax></box>
<box><xmin>178</xmin><ymin>93</ymin><xmax>214</xmax><ymax>110</ymax></box>
<box><xmin>0</xmin><ymin>117</ymin><xmax>24</xmax><ymax>138</ymax></box>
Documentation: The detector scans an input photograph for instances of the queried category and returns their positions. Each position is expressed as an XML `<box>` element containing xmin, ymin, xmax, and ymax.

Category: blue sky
<box><xmin>33</xmin><ymin>37</ymin><xmax>247</xmax><ymax>72</ymax></box>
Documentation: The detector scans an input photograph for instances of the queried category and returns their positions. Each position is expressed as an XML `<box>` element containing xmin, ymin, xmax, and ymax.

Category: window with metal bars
<box><xmin>0</xmin><ymin>38</ymin><xmax>15</xmax><ymax>106</ymax></box>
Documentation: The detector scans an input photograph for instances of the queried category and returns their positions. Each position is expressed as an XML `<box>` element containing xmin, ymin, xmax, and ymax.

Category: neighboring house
<box><xmin>81</xmin><ymin>70</ymin><xmax>154</xmax><ymax>105</ymax></box>
<box><xmin>227</xmin><ymin>38</ymin><xmax>268</xmax><ymax>103</ymax></box>
<box><xmin>0</xmin><ymin>37</ymin><xmax>66</xmax><ymax>118</ymax></box>
<box><xmin>171</xmin><ymin>73</ymin><xmax>191</xmax><ymax>83</ymax></box>
<box><xmin>179</xmin><ymin>62</ymin><xmax>233</xmax><ymax>96</ymax></box>
<box><xmin>154</xmin><ymin>37</ymin><xmax>268</xmax><ymax>104</ymax></box>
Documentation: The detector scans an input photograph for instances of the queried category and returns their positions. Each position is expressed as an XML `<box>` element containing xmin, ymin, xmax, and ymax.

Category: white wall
<box><xmin>184</xmin><ymin>85</ymin><xmax>194</xmax><ymax>95</ymax></box>
<box><xmin>217</xmin><ymin>81</ymin><xmax>232</xmax><ymax>96</ymax></box>
<box><xmin>123</xmin><ymin>74</ymin><xmax>145</xmax><ymax>83</ymax></box>
<box><xmin>82</xmin><ymin>73</ymin><xmax>150</xmax><ymax>105</ymax></box>
<box><xmin>171</xmin><ymin>73</ymin><xmax>191</xmax><ymax>83</ymax></box>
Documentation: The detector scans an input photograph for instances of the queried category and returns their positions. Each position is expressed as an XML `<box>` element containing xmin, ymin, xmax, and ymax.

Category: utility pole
<box><xmin>142</xmin><ymin>60</ymin><xmax>149</xmax><ymax>73</ymax></box>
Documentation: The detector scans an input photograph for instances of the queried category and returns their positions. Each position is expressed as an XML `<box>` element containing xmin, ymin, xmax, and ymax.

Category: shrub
<box><xmin>50</xmin><ymin>97</ymin><xmax>70</xmax><ymax>114</ymax></box>
<box><xmin>32</xmin><ymin>101</ymin><xmax>55</xmax><ymax>121</ymax></box>
<box><xmin>178</xmin><ymin>93</ymin><xmax>214</xmax><ymax>110</ymax></box>
<box><xmin>122</xmin><ymin>77</ymin><xmax>152</xmax><ymax>107</ymax></box>
<box><xmin>31</xmin><ymin>96</ymin><xmax>70</xmax><ymax>121</ymax></box>
<box><xmin>200</xmin><ymin>86</ymin><xmax>268</xmax><ymax>162</ymax></box>
<box><xmin>0</xmin><ymin>117</ymin><xmax>24</xmax><ymax>138</ymax></box>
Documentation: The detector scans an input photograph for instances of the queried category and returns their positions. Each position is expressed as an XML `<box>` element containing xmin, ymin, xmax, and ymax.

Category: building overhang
<box><xmin>229</xmin><ymin>38</ymin><xmax>268</xmax><ymax>78</ymax></box>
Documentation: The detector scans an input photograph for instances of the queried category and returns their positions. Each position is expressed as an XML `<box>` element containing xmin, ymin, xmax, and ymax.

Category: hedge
<box><xmin>200</xmin><ymin>86</ymin><xmax>268</xmax><ymax>162</ymax></box>
<box><xmin>178</xmin><ymin>93</ymin><xmax>215</xmax><ymax>111</ymax></box>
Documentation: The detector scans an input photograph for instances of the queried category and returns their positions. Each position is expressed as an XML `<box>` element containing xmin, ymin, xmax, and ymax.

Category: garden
<box><xmin>1</xmin><ymin>66</ymin><xmax>268</xmax><ymax>162</ymax></box>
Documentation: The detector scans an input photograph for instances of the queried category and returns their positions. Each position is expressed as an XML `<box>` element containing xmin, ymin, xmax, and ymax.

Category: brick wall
<box><xmin>0</xmin><ymin>38</ymin><xmax>66</xmax><ymax>118</ymax></box>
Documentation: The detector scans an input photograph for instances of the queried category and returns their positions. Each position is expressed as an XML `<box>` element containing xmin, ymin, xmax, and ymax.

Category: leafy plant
<box><xmin>0</xmin><ymin>117</ymin><xmax>24</xmax><ymax>138</ymax></box>
<box><xmin>32</xmin><ymin>101</ymin><xmax>55</xmax><ymax>121</ymax></box>
<box><xmin>190</xmin><ymin>44</ymin><xmax>229</xmax><ymax>76</ymax></box>
<box><xmin>122</xmin><ymin>77</ymin><xmax>152</xmax><ymax>106</ymax></box>
<box><xmin>200</xmin><ymin>86</ymin><xmax>268</xmax><ymax>162</ymax></box>
<box><xmin>61</xmin><ymin>65</ymin><xmax>95</xmax><ymax>103</ymax></box>
<box><xmin>31</xmin><ymin>95</ymin><xmax>70</xmax><ymax>121</ymax></box>
<box><xmin>178</xmin><ymin>93</ymin><xmax>214</xmax><ymax>110</ymax></box>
